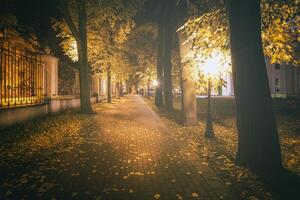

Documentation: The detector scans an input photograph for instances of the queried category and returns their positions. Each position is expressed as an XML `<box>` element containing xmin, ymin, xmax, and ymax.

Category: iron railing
<box><xmin>0</xmin><ymin>42</ymin><xmax>45</xmax><ymax>109</ymax></box>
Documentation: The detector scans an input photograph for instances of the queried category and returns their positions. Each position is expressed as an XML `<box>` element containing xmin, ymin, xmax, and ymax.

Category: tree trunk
<box><xmin>162</xmin><ymin>0</ymin><xmax>174</xmax><ymax>111</ymax></box>
<box><xmin>76</xmin><ymin>0</ymin><xmax>92</xmax><ymax>113</ymax></box>
<box><xmin>180</xmin><ymin>63</ymin><xmax>184</xmax><ymax>116</ymax></box>
<box><xmin>162</xmin><ymin>28</ymin><xmax>173</xmax><ymax>111</ymax></box>
<box><xmin>128</xmin><ymin>82</ymin><xmax>132</xmax><ymax>94</ymax></box>
<box><xmin>176</xmin><ymin>0</ymin><xmax>197</xmax><ymax>126</ymax></box>
<box><xmin>179</xmin><ymin>61</ymin><xmax>197</xmax><ymax>126</ymax></box>
<box><xmin>116</xmin><ymin>82</ymin><xmax>120</xmax><ymax>99</ymax></box>
<box><xmin>147</xmin><ymin>79</ymin><xmax>151</xmax><ymax>99</ymax></box>
<box><xmin>78</xmin><ymin>59</ymin><xmax>92</xmax><ymax>113</ymax></box>
<box><xmin>134</xmin><ymin>84</ymin><xmax>138</xmax><ymax>94</ymax></box>
<box><xmin>107</xmin><ymin>67</ymin><xmax>112</xmax><ymax>103</ymax></box>
<box><xmin>120</xmin><ymin>81</ymin><xmax>124</xmax><ymax>97</ymax></box>
<box><xmin>59</xmin><ymin>0</ymin><xmax>92</xmax><ymax>113</ymax></box>
<box><xmin>155</xmin><ymin>21</ymin><xmax>164</xmax><ymax>107</ymax></box>
<box><xmin>226</xmin><ymin>0</ymin><xmax>282</xmax><ymax>173</ymax></box>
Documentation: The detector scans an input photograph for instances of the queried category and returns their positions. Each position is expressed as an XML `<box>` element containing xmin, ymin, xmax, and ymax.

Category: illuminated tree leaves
<box><xmin>181</xmin><ymin>0</ymin><xmax>299</xmax><ymax>69</ymax></box>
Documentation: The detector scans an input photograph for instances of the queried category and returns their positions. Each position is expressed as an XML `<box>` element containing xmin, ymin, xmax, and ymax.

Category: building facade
<box><xmin>266</xmin><ymin>60</ymin><xmax>300</xmax><ymax>97</ymax></box>
<box><xmin>221</xmin><ymin>60</ymin><xmax>300</xmax><ymax>97</ymax></box>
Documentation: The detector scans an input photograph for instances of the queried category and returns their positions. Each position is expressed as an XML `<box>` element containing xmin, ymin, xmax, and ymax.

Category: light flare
<box><xmin>152</xmin><ymin>80</ymin><xmax>159</xmax><ymax>87</ymax></box>
<box><xmin>197</xmin><ymin>51</ymin><xmax>231</xmax><ymax>78</ymax></box>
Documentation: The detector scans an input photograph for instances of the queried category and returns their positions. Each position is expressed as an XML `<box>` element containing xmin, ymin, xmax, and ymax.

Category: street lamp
<box><xmin>152</xmin><ymin>80</ymin><xmax>159</xmax><ymax>87</ymax></box>
<box><xmin>202</xmin><ymin>55</ymin><xmax>220</xmax><ymax>138</ymax></box>
<box><xmin>205</xmin><ymin>77</ymin><xmax>215</xmax><ymax>138</ymax></box>
<box><xmin>194</xmin><ymin>51</ymin><xmax>230</xmax><ymax>138</ymax></box>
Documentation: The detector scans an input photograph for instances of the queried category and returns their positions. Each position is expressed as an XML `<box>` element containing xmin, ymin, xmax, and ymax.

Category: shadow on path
<box><xmin>261</xmin><ymin>169</ymin><xmax>300</xmax><ymax>200</ymax></box>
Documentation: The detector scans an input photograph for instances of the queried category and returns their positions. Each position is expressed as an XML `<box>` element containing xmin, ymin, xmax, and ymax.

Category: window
<box><xmin>275</xmin><ymin>78</ymin><xmax>280</xmax><ymax>92</ymax></box>
<box><xmin>275</xmin><ymin>63</ymin><xmax>280</xmax><ymax>70</ymax></box>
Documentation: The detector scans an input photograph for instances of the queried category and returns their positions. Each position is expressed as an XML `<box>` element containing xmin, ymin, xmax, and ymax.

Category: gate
<box><xmin>0</xmin><ymin>41</ymin><xmax>45</xmax><ymax>108</ymax></box>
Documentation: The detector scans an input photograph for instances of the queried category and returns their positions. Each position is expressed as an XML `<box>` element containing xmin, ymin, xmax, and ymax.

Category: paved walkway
<box><xmin>0</xmin><ymin>95</ymin><xmax>239</xmax><ymax>200</ymax></box>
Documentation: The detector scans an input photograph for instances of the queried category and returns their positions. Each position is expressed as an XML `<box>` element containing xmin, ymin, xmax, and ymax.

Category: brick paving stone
<box><xmin>87</xmin><ymin>95</ymin><xmax>239</xmax><ymax>200</ymax></box>
<box><xmin>0</xmin><ymin>94</ymin><xmax>240</xmax><ymax>200</ymax></box>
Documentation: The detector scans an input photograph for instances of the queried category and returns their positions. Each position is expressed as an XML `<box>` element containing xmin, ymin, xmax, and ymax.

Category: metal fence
<box><xmin>0</xmin><ymin>42</ymin><xmax>45</xmax><ymax>109</ymax></box>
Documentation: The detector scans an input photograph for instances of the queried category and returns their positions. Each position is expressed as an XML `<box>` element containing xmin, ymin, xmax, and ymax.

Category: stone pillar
<box><xmin>41</xmin><ymin>54</ymin><xmax>59</xmax><ymax>98</ymax></box>
<box><xmin>74</xmin><ymin>70</ymin><xmax>80</xmax><ymax>96</ymax></box>
<box><xmin>101</xmin><ymin>78</ymin><xmax>106</xmax><ymax>95</ymax></box>
<box><xmin>41</xmin><ymin>53</ymin><xmax>60</xmax><ymax>114</ymax></box>
<box><xmin>91</xmin><ymin>74</ymin><xmax>97</xmax><ymax>93</ymax></box>
<box><xmin>91</xmin><ymin>74</ymin><xmax>101</xmax><ymax>102</ymax></box>
<box><xmin>178</xmin><ymin>31</ymin><xmax>197</xmax><ymax>126</ymax></box>
<box><xmin>143</xmin><ymin>86</ymin><xmax>147</xmax><ymax>97</ymax></box>
<box><xmin>107</xmin><ymin>68</ymin><xmax>112</xmax><ymax>103</ymax></box>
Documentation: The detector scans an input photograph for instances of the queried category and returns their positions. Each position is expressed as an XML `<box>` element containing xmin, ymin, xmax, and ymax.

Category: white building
<box><xmin>221</xmin><ymin>60</ymin><xmax>300</xmax><ymax>97</ymax></box>
<box><xmin>178</xmin><ymin>29</ymin><xmax>300</xmax><ymax>98</ymax></box>
<box><xmin>266</xmin><ymin>60</ymin><xmax>300</xmax><ymax>97</ymax></box>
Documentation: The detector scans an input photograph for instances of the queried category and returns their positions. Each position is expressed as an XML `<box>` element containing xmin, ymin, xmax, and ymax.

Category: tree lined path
<box><xmin>0</xmin><ymin>95</ymin><xmax>239</xmax><ymax>200</ymax></box>
<box><xmin>93</xmin><ymin>95</ymin><xmax>239</xmax><ymax>199</ymax></box>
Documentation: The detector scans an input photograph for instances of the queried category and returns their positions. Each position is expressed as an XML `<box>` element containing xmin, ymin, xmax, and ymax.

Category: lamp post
<box><xmin>205</xmin><ymin>77</ymin><xmax>215</xmax><ymax>138</ymax></box>
<box><xmin>198</xmin><ymin>51</ymin><xmax>230</xmax><ymax>138</ymax></box>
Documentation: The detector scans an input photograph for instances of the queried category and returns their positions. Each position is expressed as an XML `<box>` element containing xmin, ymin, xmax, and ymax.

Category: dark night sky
<box><xmin>0</xmin><ymin>0</ymin><xmax>154</xmax><ymax>51</ymax></box>
<box><xmin>1</xmin><ymin>0</ymin><xmax>62</xmax><ymax>54</ymax></box>
<box><xmin>1</xmin><ymin>0</ymin><xmax>60</xmax><ymax>31</ymax></box>
<box><xmin>0</xmin><ymin>0</ymin><xmax>180</xmax><ymax>58</ymax></box>
<box><xmin>15</xmin><ymin>0</ymin><xmax>61</xmax><ymax>50</ymax></box>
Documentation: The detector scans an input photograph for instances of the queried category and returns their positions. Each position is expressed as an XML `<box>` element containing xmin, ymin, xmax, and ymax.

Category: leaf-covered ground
<box><xmin>145</xmin><ymin>97</ymin><xmax>300</xmax><ymax>200</ymax></box>
<box><xmin>0</xmin><ymin>96</ymin><xmax>240</xmax><ymax>200</ymax></box>
<box><xmin>0</xmin><ymin>112</ymin><xmax>99</xmax><ymax>199</ymax></box>
<box><xmin>0</xmin><ymin>95</ymin><xmax>299</xmax><ymax>200</ymax></box>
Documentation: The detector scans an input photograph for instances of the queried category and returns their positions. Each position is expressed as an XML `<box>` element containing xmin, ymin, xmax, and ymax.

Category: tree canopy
<box><xmin>181</xmin><ymin>0</ymin><xmax>299</xmax><ymax>67</ymax></box>
<box><xmin>53</xmin><ymin>0</ymin><xmax>144</xmax><ymax>73</ymax></box>
<box><xmin>120</xmin><ymin>23</ymin><xmax>157</xmax><ymax>89</ymax></box>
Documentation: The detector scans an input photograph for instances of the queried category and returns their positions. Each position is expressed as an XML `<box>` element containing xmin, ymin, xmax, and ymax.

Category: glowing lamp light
<box><xmin>202</xmin><ymin>52</ymin><xmax>224</xmax><ymax>77</ymax></box>
<box><xmin>152</xmin><ymin>80</ymin><xmax>159</xmax><ymax>87</ymax></box>
<box><xmin>198</xmin><ymin>51</ymin><xmax>229</xmax><ymax>77</ymax></box>
<box><xmin>203</xmin><ymin>58</ymin><xmax>219</xmax><ymax>76</ymax></box>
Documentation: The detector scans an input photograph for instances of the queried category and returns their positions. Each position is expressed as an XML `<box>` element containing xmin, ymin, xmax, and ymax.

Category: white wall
<box><xmin>1</xmin><ymin>51</ymin><xmax>99</xmax><ymax>129</ymax></box>
<box><xmin>0</xmin><ymin>104</ymin><xmax>48</xmax><ymax>128</ymax></box>
<box><xmin>220</xmin><ymin>59</ymin><xmax>300</xmax><ymax>97</ymax></box>
<box><xmin>222</xmin><ymin>71</ymin><xmax>234</xmax><ymax>96</ymax></box>
<box><xmin>0</xmin><ymin>97</ymin><xmax>98</xmax><ymax>129</ymax></box>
